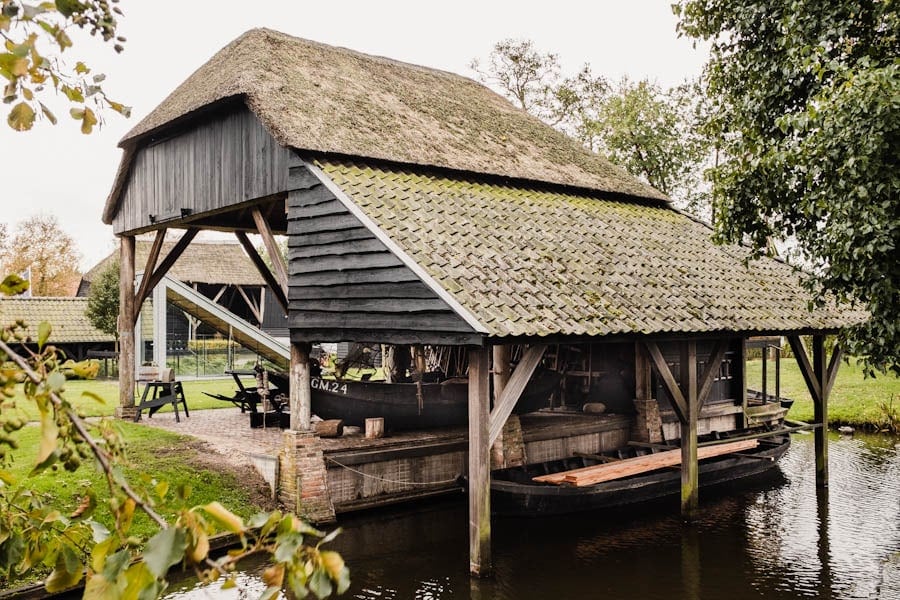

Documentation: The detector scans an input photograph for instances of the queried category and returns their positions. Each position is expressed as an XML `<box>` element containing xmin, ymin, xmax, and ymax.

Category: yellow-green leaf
<box><xmin>81</xmin><ymin>390</ymin><xmax>105</xmax><ymax>404</ymax></box>
<box><xmin>45</xmin><ymin>555</ymin><xmax>84</xmax><ymax>593</ymax></box>
<box><xmin>7</xmin><ymin>101</ymin><xmax>35</xmax><ymax>131</ymax></box>
<box><xmin>36</xmin><ymin>406</ymin><xmax>58</xmax><ymax>466</ymax></box>
<box><xmin>38</xmin><ymin>321</ymin><xmax>51</xmax><ymax>349</ymax></box>
<box><xmin>80</xmin><ymin>106</ymin><xmax>97</xmax><ymax>134</ymax></box>
<box><xmin>0</xmin><ymin>273</ymin><xmax>29</xmax><ymax>295</ymax></box>
<box><xmin>201</xmin><ymin>501</ymin><xmax>245</xmax><ymax>534</ymax></box>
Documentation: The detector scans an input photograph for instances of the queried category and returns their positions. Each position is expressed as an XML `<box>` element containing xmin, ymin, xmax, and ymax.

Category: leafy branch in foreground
<box><xmin>0</xmin><ymin>277</ymin><xmax>348</xmax><ymax>598</ymax></box>
<box><xmin>0</xmin><ymin>0</ymin><xmax>131</xmax><ymax>132</ymax></box>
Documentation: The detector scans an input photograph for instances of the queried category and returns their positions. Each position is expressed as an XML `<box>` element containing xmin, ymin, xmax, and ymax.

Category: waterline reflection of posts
<box><xmin>817</xmin><ymin>486</ymin><xmax>833</xmax><ymax>600</ymax></box>
<box><xmin>681</xmin><ymin>527</ymin><xmax>701</xmax><ymax>600</ymax></box>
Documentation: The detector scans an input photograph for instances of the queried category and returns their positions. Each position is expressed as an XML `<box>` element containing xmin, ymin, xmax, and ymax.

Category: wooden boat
<box><xmin>490</xmin><ymin>429</ymin><xmax>791</xmax><ymax>516</ymax></box>
<box><xmin>309</xmin><ymin>369</ymin><xmax>562</xmax><ymax>430</ymax></box>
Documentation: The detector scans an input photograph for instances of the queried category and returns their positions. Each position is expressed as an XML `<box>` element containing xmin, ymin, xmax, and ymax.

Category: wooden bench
<box><xmin>134</xmin><ymin>367</ymin><xmax>189</xmax><ymax>423</ymax></box>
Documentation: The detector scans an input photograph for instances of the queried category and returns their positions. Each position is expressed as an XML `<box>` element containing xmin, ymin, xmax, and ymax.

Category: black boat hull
<box><xmin>310</xmin><ymin>369</ymin><xmax>561</xmax><ymax>430</ymax></box>
<box><xmin>490</xmin><ymin>434</ymin><xmax>791</xmax><ymax>516</ymax></box>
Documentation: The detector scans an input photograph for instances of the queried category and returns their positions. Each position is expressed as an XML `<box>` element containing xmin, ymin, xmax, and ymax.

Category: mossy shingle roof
<box><xmin>0</xmin><ymin>298</ymin><xmax>114</xmax><ymax>343</ymax></box>
<box><xmin>318</xmin><ymin>160</ymin><xmax>866</xmax><ymax>338</ymax></box>
<box><xmin>103</xmin><ymin>28</ymin><xmax>664</xmax><ymax>224</ymax></box>
<box><xmin>82</xmin><ymin>239</ymin><xmax>265</xmax><ymax>287</ymax></box>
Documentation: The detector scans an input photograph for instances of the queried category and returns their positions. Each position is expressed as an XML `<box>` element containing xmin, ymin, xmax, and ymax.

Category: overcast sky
<box><xmin>0</xmin><ymin>1</ymin><xmax>710</xmax><ymax>272</ymax></box>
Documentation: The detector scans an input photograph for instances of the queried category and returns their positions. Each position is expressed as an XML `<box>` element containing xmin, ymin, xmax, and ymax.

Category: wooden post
<box><xmin>787</xmin><ymin>334</ymin><xmax>840</xmax><ymax>489</ymax></box>
<box><xmin>634</xmin><ymin>342</ymin><xmax>652</xmax><ymax>402</ymax></box>
<box><xmin>290</xmin><ymin>342</ymin><xmax>311</xmax><ymax>431</ymax></box>
<box><xmin>740</xmin><ymin>339</ymin><xmax>749</xmax><ymax>428</ymax></box>
<box><xmin>468</xmin><ymin>345</ymin><xmax>491</xmax><ymax>577</ymax></box>
<box><xmin>152</xmin><ymin>282</ymin><xmax>167</xmax><ymax>368</ymax></box>
<box><xmin>117</xmin><ymin>236</ymin><xmax>136</xmax><ymax>417</ymax></box>
<box><xmin>490</xmin><ymin>345</ymin><xmax>510</xmax><ymax>468</ymax></box>
<box><xmin>680</xmin><ymin>341</ymin><xmax>699</xmax><ymax>520</ymax></box>
<box><xmin>812</xmin><ymin>335</ymin><xmax>828</xmax><ymax>488</ymax></box>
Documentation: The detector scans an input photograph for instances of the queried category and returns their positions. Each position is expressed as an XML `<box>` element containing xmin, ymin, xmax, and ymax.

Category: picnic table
<box><xmin>134</xmin><ymin>367</ymin><xmax>189</xmax><ymax>422</ymax></box>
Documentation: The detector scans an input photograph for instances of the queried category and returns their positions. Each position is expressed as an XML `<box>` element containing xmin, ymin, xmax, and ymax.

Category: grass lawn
<box><xmin>5</xmin><ymin>376</ymin><xmax>257</xmax><ymax>421</ymax></box>
<box><xmin>3</xmin><ymin>421</ymin><xmax>275</xmax><ymax>586</ymax></box>
<box><xmin>746</xmin><ymin>357</ymin><xmax>900</xmax><ymax>429</ymax></box>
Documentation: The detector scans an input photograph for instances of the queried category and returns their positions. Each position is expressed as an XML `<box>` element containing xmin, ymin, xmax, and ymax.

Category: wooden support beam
<box><xmin>488</xmin><ymin>345</ymin><xmax>546</xmax><ymax>446</ymax></box>
<box><xmin>645</xmin><ymin>341</ymin><xmax>688</xmax><ymax>423</ymax></box>
<box><xmin>212</xmin><ymin>285</ymin><xmax>228</xmax><ymax>304</ymax></box>
<box><xmin>251</xmin><ymin>206</ymin><xmax>288</xmax><ymax>296</ymax></box>
<box><xmin>133</xmin><ymin>228</ymin><xmax>166</xmax><ymax>315</ymax></box>
<box><xmin>813</xmin><ymin>335</ymin><xmax>828</xmax><ymax>488</ymax></box>
<box><xmin>290</xmin><ymin>342</ymin><xmax>312</xmax><ymax>431</ymax></box>
<box><xmin>118</xmin><ymin>236</ymin><xmax>136</xmax><ymax>412</ymax></box>
<box><xmin>740</xmin><ymin>339</ymin><xmax>749</xmax><ymax>428</ymax></box>
<box><xmin>235</xmin><ymin>231</ymin><xmax>289</xmax><ymax>314</ymax></box>
<box><xmin>468</xmin><ymin>346</ymin><xmax>491</xmax><ymax>577</ymax></box>
<box><xmin>787</xmin><ymin>335</ymin><xmax>822</xmax><ymax>403</ymax></box>
<box><xmin>681</xmin><ymin>340</ymin><xmax>699</xmax><ymax>520</ymax></box>
<box><xmin>235</xmin><ymin>285</ymin><xmax>263</xmax><ymax>323</ymax></box>
<box><xmin>490</xmin><ymin>345</ymin><xmax>511</xmax><ymax>469</ymax></box>
<box><xmin>634</xmin><ymin>341</ymin><xmax>652</xmax><ymax>402</ymax></box>
<box><xmin>133</xmin><ymin>228</ymin><xmax>199</xmax><ymax>319</ymax></box>
<box><xmin>825</xmin><ymin>345</ymin><xmax>843</xmax><ymax>400</ymax></box>
<box><xmin>788</xmin><ymin>334</ymin><xmax>837</xmax><ymax>488</ymax></box>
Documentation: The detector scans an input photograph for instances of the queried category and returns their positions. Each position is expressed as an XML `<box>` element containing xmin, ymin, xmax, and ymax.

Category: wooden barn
<box><xmin>102</xmin><ymin>29</ymin><xmax>865</xmax><ymax>574</ymax></box>
<box><xmin>81</xmin><ymin>238</ymin><xmax>289</xmax><ymax>369</ymax></box>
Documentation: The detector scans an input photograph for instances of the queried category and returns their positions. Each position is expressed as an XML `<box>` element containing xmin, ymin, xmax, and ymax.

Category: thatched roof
<box><xmin>0</xmin><ymin>297</ymin><xmax>114</xmax><ymax>343</ymax></box>
<box><xmin>103</xmin><ymin>28</ymin><xmax>665</xmax><ymax>224</ymax></box>
<box><xmin>319</xmin><ymin>160</ymin><xmax>867</xmax><ymax>338</ymax></box>
<box><xmin>82</xmin><ymin>239</ymin><xmax>265</xmax><ymax>288</ymax></box>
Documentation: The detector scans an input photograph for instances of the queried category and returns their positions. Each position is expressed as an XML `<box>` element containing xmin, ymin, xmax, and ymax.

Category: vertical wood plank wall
<box><xmin>113</xmin><ymin>108</ymin><xmax>293</xmax><ymax>234</ymax></box>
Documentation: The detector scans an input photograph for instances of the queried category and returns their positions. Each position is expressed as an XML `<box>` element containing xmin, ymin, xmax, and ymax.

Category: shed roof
<box><xmin>0</xmin><ymin>297</ymin><xmax>114</xmax><ymax>343</ymax></box>
<box><xmin>317</xmin><ymin>160</ymin><xmax>866</xmax><ymax>338</ymax></box>
<box><xmin>103</xmin><ymin>28</ymin><xmax>664</xmax><ymax>224</ymax></box>
<box><xmin>83</xmin><ymin>239</ymin><xmax>265</xmax><ymax>287</ymax></box>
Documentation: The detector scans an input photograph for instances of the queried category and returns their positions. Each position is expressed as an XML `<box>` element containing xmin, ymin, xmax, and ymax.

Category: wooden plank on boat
<box><xmin>532</xmin><ymin>439</ymin><xmax>758</xmax><ymax>486</ymax></box>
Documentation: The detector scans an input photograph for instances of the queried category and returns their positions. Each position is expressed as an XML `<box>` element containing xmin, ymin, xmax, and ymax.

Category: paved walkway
<box><xmin>134</xmin><ymin>407</ymin><xmax>284</xmax><ymax>462</ymax></box>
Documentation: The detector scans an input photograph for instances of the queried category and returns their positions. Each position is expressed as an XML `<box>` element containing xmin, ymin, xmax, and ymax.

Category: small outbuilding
<box><xmin>101</xmin><ymin>29</ymin><xmax>865</xmax><ymax>574</ymax></box>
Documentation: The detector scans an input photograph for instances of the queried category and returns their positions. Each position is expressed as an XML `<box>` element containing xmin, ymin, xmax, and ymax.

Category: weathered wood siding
<box><xmin>113</xmin><ymin>108</ymin><xmax>292</xmax><ymax>234</ymax></box>
<box><xmin>287</xmin><ymin>166</ymin><xmax>477</xmax><ymax>345</ymax></box>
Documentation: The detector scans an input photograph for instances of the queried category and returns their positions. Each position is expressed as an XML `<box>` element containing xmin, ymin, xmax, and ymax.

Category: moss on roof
<box><xmin>103</xmin><ymin>28</ymin><xmax>665</xmax><ymax>224</ymax></box>
<box><xmin>0</xmin><ymin>297</ymin><xmax>114</xmax><ymax>343</ymax></box>
<box><xmin>318</xmin><ymin>160</ymin><xmax>867</xmax><ymax>338</ymax></box>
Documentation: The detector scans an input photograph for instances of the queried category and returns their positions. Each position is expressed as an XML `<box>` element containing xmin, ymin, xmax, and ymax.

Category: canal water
<box><xmin>164</xmin><ymin>432</ymin><xmax>900</xmax><ymax>599</ymax></box>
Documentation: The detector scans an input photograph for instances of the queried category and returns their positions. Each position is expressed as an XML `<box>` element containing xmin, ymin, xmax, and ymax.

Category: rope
<box><xmin>325</xmin><ymin>456</ymin><xmax>461</xmax><ymax>487</ymax></box>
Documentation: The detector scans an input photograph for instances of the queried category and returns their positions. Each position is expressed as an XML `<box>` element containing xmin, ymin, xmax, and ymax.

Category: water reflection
<box><xmin>163</xmin><ymin>432</ymin><xmax>900</xmax><ymax>600</ymax></box>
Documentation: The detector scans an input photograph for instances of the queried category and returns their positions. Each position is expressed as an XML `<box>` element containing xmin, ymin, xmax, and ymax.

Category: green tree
<box><xmin>471</xmin><ymin>40</ymin><xmax>712</xmax><ymax>217</ymax></box>
<box><xmin>85</xmin><ymin>256</ymin><xmax>118</xmax><ymax>339</ymax></box>
<box><xmin>585</xmin><ymin>77</ymin><xmax>712</xmax><ymax>217</ymax></box>
<box><xmin>674</xmin><ymin>0</ymin><xmax>899</xmax><ymax>374</ymax></box>
<box><xmin>4</xmin><ymin>214</ymin><xmax>81</xmax><ymax>296</ymax></box>
<box><xmin>470</xmin><ymin>39</ymin><xmax>608</xmax><ymax>144</ymax></box>
<box><xmin>0</xmin><ymin>4</ymin><xmax>348</xmax><ymax>597</ymax></box>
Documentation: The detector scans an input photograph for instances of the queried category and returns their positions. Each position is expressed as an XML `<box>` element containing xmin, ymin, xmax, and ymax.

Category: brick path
<box><xmin>134</xmin><ymin>408</ymin><xmax>284</xmax><ymax>466</ymax></box>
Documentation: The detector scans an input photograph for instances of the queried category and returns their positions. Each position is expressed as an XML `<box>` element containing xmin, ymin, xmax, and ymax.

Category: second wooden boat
<box><xmin>490</xmin><ymin>430</ymin><xmax>791</xmax><ymax>516</ymax></box>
